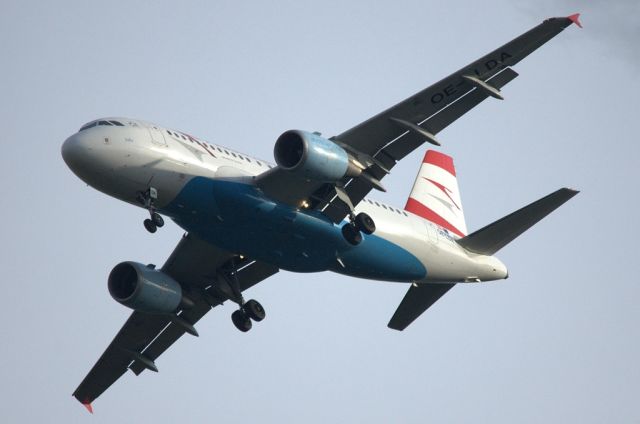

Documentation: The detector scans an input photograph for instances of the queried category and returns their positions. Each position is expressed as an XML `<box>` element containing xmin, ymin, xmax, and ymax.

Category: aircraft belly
<box><xmin>162</xmin><ymin>178</ymin><xmax>426</xmax><ymax>280</ymax></box>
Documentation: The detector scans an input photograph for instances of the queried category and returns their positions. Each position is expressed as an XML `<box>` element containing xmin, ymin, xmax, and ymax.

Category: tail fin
<box><xmin>405</xmin><ymin>150</ymin><xmax>467</xmax><ymax>237</ymax></box>
<box><xmin>456</xmin><ymin>188</ymin><xmax>579</xmax><ymax>255</ymax></box>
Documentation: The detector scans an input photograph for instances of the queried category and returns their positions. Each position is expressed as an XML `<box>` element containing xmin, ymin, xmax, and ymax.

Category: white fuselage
<box><xmin>62</xmin><ymin>117</ymin><xmax>508</xmax><ymax>284</ymax></box>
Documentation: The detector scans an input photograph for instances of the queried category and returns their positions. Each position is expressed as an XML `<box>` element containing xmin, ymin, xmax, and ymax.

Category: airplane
<box><xmin>62</xmin><ymin>14</ymin><xmax>582</xmax><ymax>412</ymax></box>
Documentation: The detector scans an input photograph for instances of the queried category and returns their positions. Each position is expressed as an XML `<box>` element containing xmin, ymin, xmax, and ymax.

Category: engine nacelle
<box><xmin>274</xmin><ymin>130</ymin><xmax>361</xmax><ymax>182</ymax></box>
<box><xmin>108</xmin><ymin>261</ymin><xmax>184</xmax><ymax>314</ymax></box>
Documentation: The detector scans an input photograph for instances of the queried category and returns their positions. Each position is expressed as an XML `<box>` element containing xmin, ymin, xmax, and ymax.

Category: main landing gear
<box><xmin>138</xmin><ymin>187</ymin><xmax>165</xmax><ymax>233</ymax></box>
<box><xmin>225</xmin><ymin>258</ymin><xmax>266</xmax><ymax>333</ymax></box>
<box><xmin>231</xmin><ymin>299</ymin><xmax>266</xmax><ymax>332</ymax></box>
<box><xmin>333</xmin><ymin>186</ymin><xmax>376</xmax><ymax>246</ymax></box>
<box><xmin>342</xmin><ymin>212</ymin><xmax>376</xmax><ymax>246</ymax></box>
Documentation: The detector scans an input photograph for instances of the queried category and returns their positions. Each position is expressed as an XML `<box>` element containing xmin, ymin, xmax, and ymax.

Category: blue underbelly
<box><xmin>162</xmin><ymin>177</ymin><xmax>426</xmax><ymax>282</ymax></box>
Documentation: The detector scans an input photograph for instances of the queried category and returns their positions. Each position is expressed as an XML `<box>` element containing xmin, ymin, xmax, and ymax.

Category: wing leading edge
<box><xmin>72</xmin><ymin>233</ymin><xmax>278</xmax><ymax>409</ymax></box>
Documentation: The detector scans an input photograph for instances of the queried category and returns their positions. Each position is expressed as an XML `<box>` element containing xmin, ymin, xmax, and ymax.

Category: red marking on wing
<box><xmin>567</xmin><ymin>13</ymin><xmax>582</xmax><ymax>28</ymax></box>
<box><xmin>405</xmin><ymin>198</ymin><xmax>465</xmax><ymax>237</ymax></box>
<box><xmin>423</xmin><ymin>150</ymin><xmax>455</xmax><ymax>176</ymax></box>
<box><xmin>82</xmin><ymin>402</ymin><xmax>94</xmax><ymax>414</ymax></box>
<box><xmin>423</xmin><ymin>177</ymin><xmax>461</xmax><ymax>210</ymax></box>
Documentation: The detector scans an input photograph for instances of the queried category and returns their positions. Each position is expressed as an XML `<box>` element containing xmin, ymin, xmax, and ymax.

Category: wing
<box><xmin>72</xmin><ymin>233</ymin><xmax>278</xmax><ymax>409</ymax></box>
<box><xmin>257</xmin><ymin>16</ymin><xmax>579</xmax><ymax>221</ymax></box>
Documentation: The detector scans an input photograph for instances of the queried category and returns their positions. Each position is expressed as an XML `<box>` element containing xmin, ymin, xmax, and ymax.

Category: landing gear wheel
<box><xmin>244</xmin><ymin>299</ymin><xmax>266</xmax><ymax>322</ymax></box>
<box><xmin>341</xmin><ymin>223</ymin><xmax>362</xmax><ymax>246</ymax></box>
<box><xmin>143</xmin><ymin>219</ymin><xmax>157</xmax><ymax>233</ymax></box>
<box><xmin>152</xmin><ymin>212</ymin><xmax>164</xmax><ymax>228</ymax></box>
<box><xmin>231</xmin><ymin>310</ymin><xmax>252</xmax><ymax>332</ymax></box>
<box><xmin>354</xmin><ymin>212</ymin><xmax>375</xmax><ymax>235</ymax></box>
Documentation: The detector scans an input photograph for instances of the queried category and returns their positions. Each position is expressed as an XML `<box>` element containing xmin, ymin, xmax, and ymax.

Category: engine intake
<box><xmin>274</xmin><ymin>130</ymin><xmax>361</xmax><ymax>182</ymax></box>
<box><xmin>108</xmin><ymin>261</ymin><xmax>186</xmax><ymax>314</ymax></box>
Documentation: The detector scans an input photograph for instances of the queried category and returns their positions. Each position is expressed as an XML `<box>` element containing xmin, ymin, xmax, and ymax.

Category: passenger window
<box><xmin>374</xmin><ymin>202</ymin><xmax>380</xmax><ymax>207</ymax></box>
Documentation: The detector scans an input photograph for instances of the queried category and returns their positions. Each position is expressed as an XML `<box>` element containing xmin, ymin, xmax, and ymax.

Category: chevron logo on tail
<box><xmin>405</xmin><ymin>150</ymin><xmax>467</xmax><ymax>237</ymax></box>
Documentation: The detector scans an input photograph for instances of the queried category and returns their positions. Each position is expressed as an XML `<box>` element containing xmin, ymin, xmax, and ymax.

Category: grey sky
<box><xmin>1</xmin><ymin>1</ymin><xmax>638</xmax><ymax>422</ymax></box>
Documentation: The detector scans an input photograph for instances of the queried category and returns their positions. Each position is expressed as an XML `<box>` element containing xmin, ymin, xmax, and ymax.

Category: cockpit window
<box><xmin>79</xmin><ymin>120</ymin><xmax>124</xmax><ymax>131</ymax></box>
<box><xmin>79</xmin><ymin>122</ymin><xmax>97</xmax><ymax>131</ymax></box>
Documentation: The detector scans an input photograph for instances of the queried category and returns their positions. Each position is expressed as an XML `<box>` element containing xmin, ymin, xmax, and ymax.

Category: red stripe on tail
<box><xmin>423</xmin><ymin>150</ymin><xmax>456</xmax><ymax>176</ymax></box>
<box><xmin>405</xmin><ymin>198</ymin><xmax>465</xmax><ymax>237</ymax></box>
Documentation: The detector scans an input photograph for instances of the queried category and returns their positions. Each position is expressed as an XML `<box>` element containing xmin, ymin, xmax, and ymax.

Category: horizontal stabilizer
<box><xmin>388</xmin><ymin>283</ymin><xmax>456</xmax><ymax>331</ymax></box>
<box><xmin>456</xmin><ymin>188</ymin><xmax>578</xmax><ymax>256</ymax></box>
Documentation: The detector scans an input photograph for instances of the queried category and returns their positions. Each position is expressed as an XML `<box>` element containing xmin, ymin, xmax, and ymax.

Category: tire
<box><xmin>244</xmin><ymin>299</ymin><xmax>266</xmax><ymax>322</ymax></box>
<box><xmin>354</xmin><ymin>212</ymin><xmax>375</xmax><ymax>235</ymax></box>
<box><xmin>341</xmin><ymin>223</ymin><xmax>362</xmax><ymax>245</ymax></box>
<box><xmin>152</xmin><ymin>212</ymin><xmax>164</xmax><ymax>228</ymax></box>
<box><xmin>231</xmin><ymin>310</ymin><xmax>252</xmax><ymax>332</ymax></box>
<box><xmin>143</xmin><ymin>219</ymin><xmax>157</xmax><ymax>233</ymax></box>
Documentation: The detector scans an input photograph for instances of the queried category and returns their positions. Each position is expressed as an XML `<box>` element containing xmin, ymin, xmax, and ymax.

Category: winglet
<box><xmin>567</xmin><ymin>13</ymin><xmax>582</xmax><ymax>28</ymax></box>
<box><xmin>82</xmin><ymin>402</ymin><xmax>94</xmax><ymax>414</ymax></box>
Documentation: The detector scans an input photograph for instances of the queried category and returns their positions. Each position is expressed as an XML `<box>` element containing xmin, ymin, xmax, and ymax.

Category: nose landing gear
<box><xmin>138</xmin><ymin>187</ymin><xmax>165</xmax><ymax>233</ymax></box>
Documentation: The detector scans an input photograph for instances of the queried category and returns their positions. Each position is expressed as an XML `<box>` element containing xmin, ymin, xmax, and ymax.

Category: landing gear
<box><xmin>230</xmin><ymin>299</ymin><xmax>265</xmax><ymax>332</ymax></box>
<box><xmin>342</xmin><ymin>223</ymin><xmax>363</xmax><ymax>245</ymax></box>
<box><xmin>341</xmin><ymin>212</ymin><xmax>375</xmax><ymax>245</ymax></box>
<box><xmin>152</xmin><ymin>212</ymin><xmax>164</xmax><ymax>227</ymax></box>
<box><xmin>231</xmin><ymin>310</ymin><xmax>252</xmax><ymax>332</ymax></box>
<box><xmin>223</xmin><ymin>257</ymin><xmax>267</xmax><ymax>332</ymax></box>
<box><xmin>354</xmin><ymin>212</ymin><xmax>375</xmax><ymax>234</ymax></box>
<box><xmin>244</xmin><ymin>299</ymin><xmax>266</xmax><ymax>322</ymax></box>
<box><xmin>138</xmin><ymin>187</ymin><xmax>165</xmax><ymax>233</ymax></box>
<box><xmin>143</xmin><ymin>219</ymin><xmax>157</xmax><ymax>233</ymax></box>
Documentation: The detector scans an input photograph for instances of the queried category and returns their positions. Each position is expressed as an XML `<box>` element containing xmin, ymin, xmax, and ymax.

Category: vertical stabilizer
<box><xmin>404</xmin><ymin>150</ymin><xmax>467</xmax><ymax>237</ymax></box>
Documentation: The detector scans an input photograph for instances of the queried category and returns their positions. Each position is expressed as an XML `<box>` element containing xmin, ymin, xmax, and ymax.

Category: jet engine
<box><xmin>274</xmin><ymin>130</ymin><xmax>363</xmax><ymax>182</ymax></box>
<box><xmin>108</xmin><ymin>261</ymin><xmax>191</xmax><ymax>314</ymax></box>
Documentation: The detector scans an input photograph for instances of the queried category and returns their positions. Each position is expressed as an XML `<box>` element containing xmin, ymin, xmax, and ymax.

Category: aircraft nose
<box><xmin>62</xmin><ymin>132</ymin><xmax>96</xmax><ymax>178</ymax></box>
<box><xmin>61</xmin><ymin>133</ymin><xmax>81</xmax><ymax>169</ymax></box>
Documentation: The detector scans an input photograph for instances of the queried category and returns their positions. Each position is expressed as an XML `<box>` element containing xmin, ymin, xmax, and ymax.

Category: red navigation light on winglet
<box><xmin>567</xmin><ymin>13</ymin><xmax>582</xmax><ymax>28</ymax></box>
<box><xmin>82</xmin><ymin>402</ymin><xmax>94</xmax><ymax>414</ymax></box>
